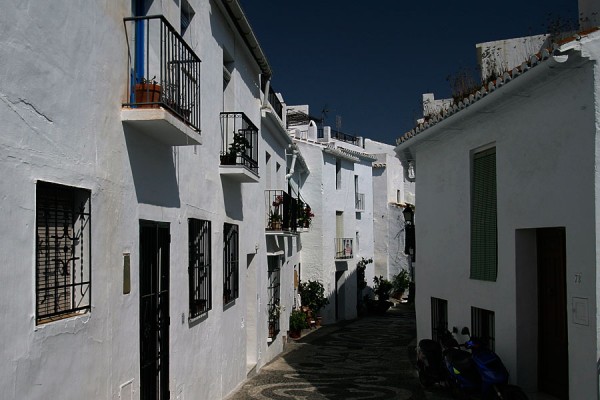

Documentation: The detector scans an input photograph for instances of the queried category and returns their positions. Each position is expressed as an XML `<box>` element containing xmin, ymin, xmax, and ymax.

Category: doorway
<box><xmin>139</xmin><ymin>221</ymin><xmax>170</xmax><ymax>400</ymax></box>
<box><xmin>537</xmin><ymin>227</ymin><xmax>568</xmax><ymax>399</ymax></box>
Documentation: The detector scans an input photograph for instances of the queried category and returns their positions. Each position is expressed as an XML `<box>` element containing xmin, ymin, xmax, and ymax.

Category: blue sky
<box><xmin>239</xmin><ymin>1</ymin><xmax>578</xmax><ymax>145</ymax></box>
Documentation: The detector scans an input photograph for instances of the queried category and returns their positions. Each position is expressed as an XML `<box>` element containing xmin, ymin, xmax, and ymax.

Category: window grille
<box><xmin>431</xmin><ymin>297</ymin><xmax>448</xmax><ymax>342</ymax></box>
<box><xmin>223</xmin><ymin>223</ymin><xmax>239</xmax><ymax>304</ymax></box>
<box><xmin>471</xmin><ymin>307</ymin><xmax>495</xmax><ymax>350</ymax></box>
<box><xmin>35</xmin><ymin>181</ymin><xmax>91</xmax><ymax>324</ymax></box>
<box><xmin>189</xmin><ymin>219</ymin><xmax>211</xmax><ymax>318</ymax></box>
<box><xmin>471</xmin><ymin>147</ymin><xmax>497</xmax><ymax>281</ymax></box>
<box><xmin>267</xmin><ymin>256</ymin><xmax>281</xmax><ymax>339</ymax></box>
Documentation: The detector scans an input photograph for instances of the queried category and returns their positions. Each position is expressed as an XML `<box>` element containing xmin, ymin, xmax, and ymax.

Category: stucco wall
<box><xmin>0</xmin><ymin>0</ymin><xmax>284</xmax><ymax>399</ymax></box>
<box><xmin>410</xmin><ymin>51</ymin><xmax>598</xmax><ymax>398</ymax></box>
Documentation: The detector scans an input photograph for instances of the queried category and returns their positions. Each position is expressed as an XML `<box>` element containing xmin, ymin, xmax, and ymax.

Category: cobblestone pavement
<box><xmin>226</xmin><ymin>304</ymin><xmax>453</xmax><ymax>400</ymax></box>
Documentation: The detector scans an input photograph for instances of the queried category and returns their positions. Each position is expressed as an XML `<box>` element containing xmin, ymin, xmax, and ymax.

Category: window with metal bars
<box><xmin>471</xmin><ymin>306</ymin><xmax>495</xmax><ymax>350</ymax></box>
<box><xmin>223</xmin><ymin>223</ymin><xmax>239</xmax><ymax>305</ymax></box>
<box><xmin>267</xmin><ymin>256</ymin><xmax>281</xmax><ymax>339</ymax></box>
<box><xmin>470</xmin><ymin>147</ymin><xmax>497</xmax><ymax>281</ymax></box>
<box><xmin>35</xmin><ymin>181</ymin><xmax>91</xmax><ymax>324</ymax></box>
<box><xmin>431</xmin><ymin>297</ymin><xmax>448</xmax><ymax>342</ymax></box>
<box><xmin>189</xmin><ymin>219</ymin><xmax>211</xmax><ymax>319</ymax></box>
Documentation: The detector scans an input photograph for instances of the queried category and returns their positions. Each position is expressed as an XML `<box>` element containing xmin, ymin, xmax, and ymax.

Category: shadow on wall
<box><xmin>124</xmin><ymin>127</ymin><xmax>181</xmax><ymax>208</ymax></box>
<box><xmin>221</xmin><ymin>179</ymin><xmax>243</xmax><ymax>221</ymax></box>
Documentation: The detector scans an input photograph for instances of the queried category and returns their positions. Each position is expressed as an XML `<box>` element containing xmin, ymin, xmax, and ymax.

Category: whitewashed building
<box><xmin>257</xmin><ymin>86</ymin><xmax>309</xmax><ymax>367</ymax></box>
<box><xmin>0</xmin><ymin>1</ymin><xmax>304</xmax><ymax>399</ymax></box>
<box><xmin>287</xmin><ymin>107</ymin><xmax>376</xmax><ymax>323</ymax></box>
<box><xmin>396</xmin><ymin>29</ymin><xmax>600</xmax><ymax>399</ymax></box>
<box><xmin>364</xmin><ymin>139</ymin><xmax>415</xmax><ymax>282</ymax></box>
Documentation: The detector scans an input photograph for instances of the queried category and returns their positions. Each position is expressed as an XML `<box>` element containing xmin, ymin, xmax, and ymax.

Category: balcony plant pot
<box><xmin>134</xmin><ymin>83</ymin><xmax>161</xmax><ymax>108</ymax></box>
<box><xmin>269</xmin><ymin>221</ymin><xmax>282</xmax><ymax>231</ymax></box>
<box><xmin>220</xmin><ymin>153</ymin><xmax>237</xmax><ymax>165</ymax></box>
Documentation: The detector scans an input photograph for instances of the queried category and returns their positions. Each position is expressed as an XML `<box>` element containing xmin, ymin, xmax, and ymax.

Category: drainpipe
<box><xmin>286</xmin><ymin>145</ymin><xmax>298</xmax><ymax>181</ymax></box>
<box><xmin>261</xmin><ymin>77</ymin><xmax>271</xmax><ymax>107</ymax></box>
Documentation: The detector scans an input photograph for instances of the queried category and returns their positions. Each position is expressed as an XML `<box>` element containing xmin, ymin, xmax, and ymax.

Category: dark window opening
<box><xmin>189</xmin><ymin>219</ymin><xmax>211</xmax><ymax>319</ymax></box>
<box><xmin>223</xmin><ymin>223</ymin><xmax>239</xmax><ymax>305</ymax></box>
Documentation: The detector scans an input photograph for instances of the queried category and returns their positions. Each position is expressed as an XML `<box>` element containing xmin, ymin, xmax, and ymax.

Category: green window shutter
<box><xmin>471</xmin><ymin>147</ymin><xmax>497</xmax><ymax>281</ymax></box>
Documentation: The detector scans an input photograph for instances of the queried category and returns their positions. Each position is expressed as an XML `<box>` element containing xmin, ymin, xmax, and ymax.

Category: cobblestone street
<box><xmin>226</xmin><ymin>304</ymin><xmax>452</xmax><ymax>400</ymax></box>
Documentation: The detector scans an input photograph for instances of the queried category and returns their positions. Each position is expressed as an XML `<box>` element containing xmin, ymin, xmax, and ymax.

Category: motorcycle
<box><xmin>417</xmin><ymin>327</ymin><xmax>528</xmax><ymax>400</ymax></box>
<box><xmin>416</xmin><ymin>328</ymin><xmax>458</xmax><ymax>387</ymax></box>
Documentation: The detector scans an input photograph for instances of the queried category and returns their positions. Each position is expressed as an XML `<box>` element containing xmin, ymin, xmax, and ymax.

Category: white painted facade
<box><xmin>396</xmin><ymin>32</ymin><xmax>600</xmax><ymax>399</ymax></box>
<box><xmin>287</xmin><ymin>110</ymin><xmax>376</xmax><ymax>323</ymax></box>
<box><xmin>364</xmin><ymin>139</ymin><xmax>415</xmax><ymax>282</ymax></box>
<box><xmin>0</xmin><ymin>1</ymin><xmax>303</xmax><ymax>399</ymax></box>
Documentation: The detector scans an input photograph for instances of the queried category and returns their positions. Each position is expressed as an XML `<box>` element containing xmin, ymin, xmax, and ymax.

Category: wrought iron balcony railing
<box><xmin>123</xmin><ymin>15</ymin><xmax>201</xmax><ymax>131</ymax></box>
<box><xmin>266</xmin><ymin>190</ymin><xmax>307</xmax><ymax>233</ymax></box>
<box><xmin>335</xmin><ymin>238</ymin><xmax>354</xmax><ymax>259</ymax></box>
<box><xmin>355</xmin><ymin>192</ymin><xmax>365</xmax><ymax>211</ymax></box>
<box><xmin>220</xmin><ymin>112</ymin><xmax>259</xmax><ymax>175</ymax></box>
<box><xmin>268</xmin><ymin>86</ymin><xmax>283</xmax><ymax>120</ymax></box>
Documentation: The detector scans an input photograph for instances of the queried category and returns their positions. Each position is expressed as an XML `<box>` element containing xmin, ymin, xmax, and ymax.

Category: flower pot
<box><xmin>269</xmin><ymin>221</ymin><xmax>282</xmax><ymax>231</ymax></box>
<box><xmin>288</xmin><ymin>329</ymin><xmax>301</xmax><ymax>339</ymax></box>
<box><xmin>134</xmin><ymin>83</ymin><xmax>161</xmax><ymax>108</ymax></box>
<box><xmin>220</xmin><ymin>153</ymin><xmax>237</xmax><ymax>165</ymax></box>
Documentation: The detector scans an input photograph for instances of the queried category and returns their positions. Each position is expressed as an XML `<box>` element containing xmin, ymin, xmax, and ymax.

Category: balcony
<box><xmin>335</xmin><ymin>238</ymin><xmax>354</xmax><ymax>259</ymax></box>
<box><xmin>122</xmin><ymin>15</ymin><xmax>201</xmax><ymax>146</ymax></box>
<box><xmin>266</xmin><ymin>190</ymin><xmax>308</xmax><ymax>234</ymax></box>
<box><xmin>220</xmin><ymin>112</ymin><xmax>259</xmax><ymax>182</ymax></box>
<box><xmin>355</xmin><ymin>193</ymin><xmax>365</xmax><ymax>212</ymax></box>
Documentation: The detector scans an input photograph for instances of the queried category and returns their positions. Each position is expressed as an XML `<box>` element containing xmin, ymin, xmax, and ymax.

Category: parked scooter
<box><xmin>416</xmin><ymin>328</ymin><xmax>457</xmax><ymax>387</ymax></box>
<box><xmin>416</xmin><ymin>327</ymin><xmax>528</xmax><ymax>399</ymax></box>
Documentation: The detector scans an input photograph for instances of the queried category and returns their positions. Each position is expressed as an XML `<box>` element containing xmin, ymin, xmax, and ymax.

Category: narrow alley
<box><xmin>226</xmin><ymin>304</ymin><xmax>451</xmax><ymax>400</ymax></box>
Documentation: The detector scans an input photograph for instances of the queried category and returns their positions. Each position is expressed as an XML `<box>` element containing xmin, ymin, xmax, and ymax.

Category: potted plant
<box><xmin>365</xmin><ymin>276</ymin><xmax>394</xmax><ymax>314</ymax></box>
<box><xmin>221</xmin><ymin>132</ymin><xmax>250</xmax><ymax>165</ymax></box>
<box><xmin>288</xmin><ymin>309</ymin><xmax>308</xmax><ymax>339</ymax></box>
<box><xmin>134</xmin><ymin>77</ymin><xmax>161</xmax><ymax>108</ymax></box>
<box><xmin>297</xmin><ymin>204</ymin><xmax>314</xmax><ymax>229</ymax></box>
<box><xmin>268</xmin><ymin>302</ymin><xmax>284</xmax><ymax>338</ymax></box>
<box><xmin>391</xmin><ymin>269</ymin><xmax>410</xmax><ymax>300</ymax></box>
<box><xmin>299</xmin><ymin>280</ymin><xmax>329</xmax><ymax>319</ymax></box>
<box><xmin>268</xmin><ymin>194</ymin><xmax>284</xmax><ymax>230</ymax></box>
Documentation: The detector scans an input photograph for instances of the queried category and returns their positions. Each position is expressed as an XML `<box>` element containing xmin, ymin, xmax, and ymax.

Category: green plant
<box><xmin>268</xmin><ymin>302</ymin><xmax>284</xmax><ymax>322</ymax></box>
<box><xmin>299</xmin><ymin>280</ymin><xmax>329</xmax><ymax>314</ymax></box>
<box><xmin>289</xmin><ymin>309</ymin><xmax>308</xmax><ymax>331</ymax></box>
<box><xmin>391</xmin><ymin>270</ymin><xmax>410</xmax><ymax>295</ymax></box>
<box><xmin>356</xmin><ymin>257</ymin><xmax>373</xmax><ymax>291</ymax></box>
<box><xmin>228</xmin><ymin>132</ymin><xmax>250</xmax><ymax>155</ymax></box>
<box><xmin>373</xmin><ymin>276</ymin><xmax>393</xmax><ymax>301</ymax></box>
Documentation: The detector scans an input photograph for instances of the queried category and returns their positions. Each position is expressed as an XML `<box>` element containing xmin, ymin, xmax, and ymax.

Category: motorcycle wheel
<box><xmin>417</xmin><ymin>368</ymin><xmax>434</xmax><ymax>387</ymax></box>
<box><xmin>445</xmin><ymin>377</ymin><xmax>466</xmax><ymax>400</ymax></box>
<box><xmin>499</xmin><ymin>385</ymin><xmax>529</xmax><ymax>400</ymax></box>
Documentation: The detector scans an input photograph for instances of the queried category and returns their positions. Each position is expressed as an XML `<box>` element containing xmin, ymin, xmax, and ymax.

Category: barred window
<box><xmin>471</xmin><ymin>307</ymin><xmax>495</xmax><ymax>350</ymax></box>
<box><xmin>267</xmin><ymin>256</ymin><xmax>281</xmax><ymax>339</ymax></box>
<box><xmin>431</xmin><ymin>297</ymin><xmax>448</xmax><ymax>342</ymax></box>
<box><xmin>189</xmin><ymin>219</ymin><xmax>211</xmax><ymax>319</ymax></box>
<box><xmin>223</xmin><ymin>223</ymin><xmax>239</xmax><ymax>305</ymax></box>
<box><xmin>471</xmin><ymin>147</ymin><xmax>497</xmax><ymax>281</ymax></box>
<box><xmin>36</xmin><ymin>181</ymin><xmax>91</xmax><ymax>324</ymax></box>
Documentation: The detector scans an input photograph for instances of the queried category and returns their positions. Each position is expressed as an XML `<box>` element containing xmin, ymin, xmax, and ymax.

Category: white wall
<box><xmin>0</xmin><ymin>1</ymin><xmax>278</xmax><ymax>399</ymax></box>
<box><xmin>406</xmin><ymin>48</ymin><xmax>599</xmax><ymax>398</ymax></box>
